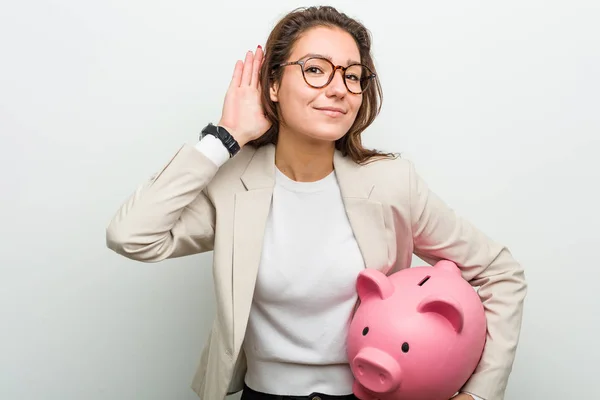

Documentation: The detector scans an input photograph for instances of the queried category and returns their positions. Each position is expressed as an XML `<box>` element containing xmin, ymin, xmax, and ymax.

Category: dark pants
<box><xmin>241</xmin><ymin>383</ymin><xmax>358</xmax><ymax>400</ymax></box>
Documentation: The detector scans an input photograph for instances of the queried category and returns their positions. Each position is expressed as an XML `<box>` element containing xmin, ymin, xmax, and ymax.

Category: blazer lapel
<box><xmin>333</xmin><ymin>150</ymin><xmax>392</xmax><ymax>274</ymax></box>
<box><xmin>232</xmin><ymin>144</ymin><xmax>275</xmax><ymax>353</ymax></box>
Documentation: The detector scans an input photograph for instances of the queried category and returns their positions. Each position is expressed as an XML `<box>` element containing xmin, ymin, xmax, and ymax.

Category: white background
<box><xmin>1</xmin><ymin>0</ymin><xmax>599</xmax><ymax>399</ymax></box>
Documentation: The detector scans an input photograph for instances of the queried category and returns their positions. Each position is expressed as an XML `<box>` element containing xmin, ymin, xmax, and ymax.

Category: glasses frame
<box><xmin>274</xmin><ymin>56</ymin><xmax>376</xmax><ymax>94</ymax></box>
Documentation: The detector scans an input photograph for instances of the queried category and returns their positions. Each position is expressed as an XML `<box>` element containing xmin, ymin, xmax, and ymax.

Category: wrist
<box><xmin>195</xmin><ymin>135</ymin><xmax>230</xmax><ymax>167</ymax></box>
<box><xmin>216</xmin><ymin>122</ymin><xmax>248</xmax><ymax>148</ymax></box>
<box><xmin>201</xmin><ymin>123</ymin><xmax>241</xmax><ymax>158</ymax></box>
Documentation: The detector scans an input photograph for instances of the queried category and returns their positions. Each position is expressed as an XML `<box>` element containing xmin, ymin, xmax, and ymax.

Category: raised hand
<box><xmin>218</xmin><ymin>45</ymin><xmax>272</xmax><ymax>148</ymax></box>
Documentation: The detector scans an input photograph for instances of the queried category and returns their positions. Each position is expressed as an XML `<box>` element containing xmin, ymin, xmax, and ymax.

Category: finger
<box><xmin>241</xmin><ymin>50</ymin><xmax>254</xmax><ymax>86</ymax></box>
<box><xmin>251</xmin><ymin>45</ymin><xmax>263</xmax><ymax>88</ymax></box>
<box><xmin>230</xmin><ymin>60</ymin><xmax>243</xmax><ymax>88</ymax></box>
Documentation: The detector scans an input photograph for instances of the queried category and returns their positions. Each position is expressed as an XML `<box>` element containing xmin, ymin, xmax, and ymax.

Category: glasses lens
<box><xmin>345</xmin><ymin>64</ymin><xmax>368</xmax><ymax>93</ymax></box>
<box><xmin>302</xmin><ymin>58</ymin><xmax>372</xmax><ymax>93</ymax></box>
<box><xmin>303</xmin><ymin>58</ymin><xmax>333</xmax><ymax>88</ymax></box>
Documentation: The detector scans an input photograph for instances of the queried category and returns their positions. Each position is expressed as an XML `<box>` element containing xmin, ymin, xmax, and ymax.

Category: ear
<box><xmin>417</xmin><ymin>295</ymin><xmax>464</xmax><ymax>333</ymax></box>
<box><xmin>356</xmin><ymin>269</ymin><xmax>394</xmax><ymax>301</ymax></box>
<box><xmin>269</xmin><ymin>81</ymin><xmax>279</xmax><ymax>103</ymax></box>
<box><xmin>434</xmin><ymin>260</ymin><xmax>462</xmax><ymax>277</ymax></box>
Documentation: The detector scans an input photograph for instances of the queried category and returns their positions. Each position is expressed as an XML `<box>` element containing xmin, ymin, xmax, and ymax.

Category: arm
<box><xmin>106</xmin><ymin>137</ymin><xmax>228</xmax><ymax>262</ymax></box>
<box><xmin>407</xmin><ymin>160</ymin><xmax>527</xmax><ymax>400</ymax></box>
<box><xmin>107</xmin><ymin>43</ymin><xmax>269</xmax><ymax>263</ymax></box>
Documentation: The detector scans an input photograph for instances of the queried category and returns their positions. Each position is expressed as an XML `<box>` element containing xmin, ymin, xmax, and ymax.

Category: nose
<box><xmin>351</xmin><ymin>347</ymin><xmax>402</xmax><ymax>394</ymax></box>
<box><xmin>326</xmin><ymin>68</ymin><xmax>347</xmax><ymax>97</ymax></box>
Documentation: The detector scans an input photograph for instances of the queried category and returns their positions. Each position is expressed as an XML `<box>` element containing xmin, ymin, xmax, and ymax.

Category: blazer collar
<box><xmin>239</xmin><ymin>144</ymin><xmax>275</xmax><ymax>190</ymax></box>
<box><xmin>239</xmin><ymin>143</ymin><xmax>374</xmax><ymax>199</ymax></box>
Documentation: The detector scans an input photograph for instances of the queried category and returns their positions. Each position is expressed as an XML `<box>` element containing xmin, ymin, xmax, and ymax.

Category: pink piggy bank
<box><xmin>347</xmin><ymin>260</ymin><xmax>486</xmax><ymax>400</ymax></box>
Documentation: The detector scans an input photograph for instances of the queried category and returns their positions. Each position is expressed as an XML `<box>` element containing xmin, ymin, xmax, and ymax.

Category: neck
<box><xmin>275</xmin><ymin>128</ymin><xmax>335</xmax><ymax>182</ymax></box>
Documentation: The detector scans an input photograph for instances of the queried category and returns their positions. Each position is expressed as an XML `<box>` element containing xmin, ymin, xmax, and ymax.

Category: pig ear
<box><xmin>356</xmin><ymin>269</ymin><xmax>394</xmax><ymax>301</ymax></box>
<box><xmin>417</xmin><ymin>295</ymin><xmax>464</xmax><ymax>333</ymax></box>
<box><xmin>434</xmin><ymin>260</ymin><xmax>462</xmax><ymax>277</ymax></box>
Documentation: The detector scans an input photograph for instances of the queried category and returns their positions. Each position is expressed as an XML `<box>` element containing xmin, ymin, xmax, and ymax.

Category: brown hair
<box><xmin>248</xmin><ymin>5</ymin><xmax>397</xmax><ymax>165</ymax></box>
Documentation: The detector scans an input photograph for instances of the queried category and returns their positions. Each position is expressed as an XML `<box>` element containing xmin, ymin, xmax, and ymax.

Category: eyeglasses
<box><xmin>274</xmin><ymin>56</ymin><xmax>376</xmax><ymax>94</ymax></box>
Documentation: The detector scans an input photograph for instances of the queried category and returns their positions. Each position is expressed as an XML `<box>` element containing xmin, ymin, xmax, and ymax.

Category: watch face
<box><xmin>200</xmin><ymin>124</ymin><xmax>217</xmax><ymax>137</ymax></box>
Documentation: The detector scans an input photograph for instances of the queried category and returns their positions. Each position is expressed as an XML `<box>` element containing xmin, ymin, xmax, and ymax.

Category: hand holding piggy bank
<box><xmin>347</xmin><ymin>260</ymin><xmax>486</xmax><ymax>400</ymax></box>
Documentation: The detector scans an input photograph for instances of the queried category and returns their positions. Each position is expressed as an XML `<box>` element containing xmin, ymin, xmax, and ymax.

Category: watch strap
<box><xmin>200</xmin><ymin>123</ymin><xmax>240</xmax><ymax>158</ymax></box>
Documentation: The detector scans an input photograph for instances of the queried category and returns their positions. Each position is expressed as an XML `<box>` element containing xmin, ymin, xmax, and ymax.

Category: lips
<box><xmin>314</xmin><ymin>106</ymin><xmax>347</xmax><ymax>115</ymax></box>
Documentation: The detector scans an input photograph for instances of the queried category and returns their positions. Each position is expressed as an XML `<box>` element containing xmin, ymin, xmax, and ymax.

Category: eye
<box><xmin>305</xmin><ymin>66</ymin><xmax>324</xmax><ymax>74</ymax></box>
<box><xmin>362</xmin><ymin>327</ymin><xmax>369</xmax><ymax>336</ymax></box>
<box><xmin>401</xmin><ymin>342</ymin><xmax>410</xmax><ymax>353</ymax></box>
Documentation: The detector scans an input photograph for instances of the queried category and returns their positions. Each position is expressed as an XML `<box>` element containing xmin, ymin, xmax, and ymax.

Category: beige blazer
<box><xmin>106</xmin><ymin>142</ymin><xmax>527</xmax><ymax>400</ymax></box>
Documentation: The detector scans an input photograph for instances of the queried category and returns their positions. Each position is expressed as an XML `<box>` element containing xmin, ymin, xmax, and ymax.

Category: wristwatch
<box><xmin>200</xmin><ymin>123</ymin><xmax>241</xmax><ymax>158</ymax></box>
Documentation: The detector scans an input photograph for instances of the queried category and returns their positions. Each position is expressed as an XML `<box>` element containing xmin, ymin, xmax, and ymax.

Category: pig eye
<box><xmin>362</xmin><ymin>327</ymin><xmax>369</xmax><ymax>336</ymax></box>
<box><xmin>401</xmin><ymin>342</ymin><xmax>410</xmax><ymax>353</ymax></box>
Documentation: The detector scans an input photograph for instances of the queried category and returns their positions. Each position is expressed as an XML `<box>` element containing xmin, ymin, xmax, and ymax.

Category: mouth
<box><xmin>314</xmin><ymin>106</ymin><xmax>347</xmax><ymax>117</ymax></box>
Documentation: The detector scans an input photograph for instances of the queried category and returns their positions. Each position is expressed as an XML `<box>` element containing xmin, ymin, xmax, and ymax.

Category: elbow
<box><xmin>473</xmin><ymin>245</ymin><xmax>528</xmax><ymax>302</ymax></box>
<box><xmin>509</xmin><ymin>258</ymin><xmax>528</xmax><ymax>303</ymax></box>
<box><xmin>503</xmin><ymin>246</ymin><xmax>528</xmax><ymax>298</ymax></box>
<box><xmin>501</xmin><ymin>251</ymin><xmax>529</xmax><ymax>306</ymax></box>
<box><xmin>105</xmin><ymin>223</ymin><xmax>151</xmax><ymax>262</ymax></box>
<box><xmin>105</xmin><ymin>222</ymin><xmax>171</xmax><ymax>263</ymax></box>
<box><xmin>105</xmin><ymin>223</ymin><xmax>136</xmax><ymax>258</ymax></box>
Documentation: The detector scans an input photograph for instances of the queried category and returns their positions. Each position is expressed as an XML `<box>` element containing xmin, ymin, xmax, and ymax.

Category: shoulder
<box><xmin>350</xmin><ymin>152</ymin><xmax>421</xmax><ymax>206</ymax></box>
<box><xmin>358</xmin><ymin>152</ymin><xmax>416</xmax><ymax>185</ymax></box>
<box><xmin>205</xmin><ymin>144</ymin><xmax>267</xmax><ymax>193</ymax></box>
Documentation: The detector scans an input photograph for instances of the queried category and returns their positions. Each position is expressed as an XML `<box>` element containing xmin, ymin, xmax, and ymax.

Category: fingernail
<box><xmin>258</xmin><ymin>45</ymin><xmax>262</xmax><ymax>49</ymax></box>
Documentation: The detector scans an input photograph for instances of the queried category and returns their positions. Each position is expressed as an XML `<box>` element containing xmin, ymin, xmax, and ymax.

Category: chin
<box><xmin>303</xmin><ymin>125</ymin><xmax>349</xmax><ymax>143</ymax></box>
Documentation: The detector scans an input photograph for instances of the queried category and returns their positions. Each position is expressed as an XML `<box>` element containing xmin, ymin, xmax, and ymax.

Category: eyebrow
<box><xmin>297</xmin><ymin>52</ymin><xmax>361</xmax><ymax>66</ymax></box>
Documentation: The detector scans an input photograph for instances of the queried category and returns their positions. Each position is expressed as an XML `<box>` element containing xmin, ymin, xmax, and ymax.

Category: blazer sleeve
<box><xmin>106</xmin><ymin>143</ymin><xmax>219</xmax><ymax>262</ymax></box>
<box><xmin>407</xmin><ymin>160</ymin><xmax>527</xmax><ymax>400</ymax></box>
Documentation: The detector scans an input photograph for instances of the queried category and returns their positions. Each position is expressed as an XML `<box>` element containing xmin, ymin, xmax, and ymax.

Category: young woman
<box><xmin>106</xmin><ymin>6</ymin><xmax>526</xmax><ymax>400</ymax></box>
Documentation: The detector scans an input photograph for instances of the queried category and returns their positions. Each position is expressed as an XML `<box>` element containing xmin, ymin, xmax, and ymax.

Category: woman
<box><xmin>106</xmin><ymin>6</ymin><xmax>526</xmax><ymax>400</ymax></box>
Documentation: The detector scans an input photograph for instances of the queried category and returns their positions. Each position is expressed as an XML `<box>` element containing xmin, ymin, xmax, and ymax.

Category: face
<box><xmin>270</xmin><ymin>26</ymin><xmax>364</xmax><ymax>144</ymax></box>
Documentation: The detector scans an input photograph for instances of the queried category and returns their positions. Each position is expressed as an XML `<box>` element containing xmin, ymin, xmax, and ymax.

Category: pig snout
<box><xmin>351</xmin><ymin>347</ymin><xmax>401</xmax><ymax>394</ymax></box>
